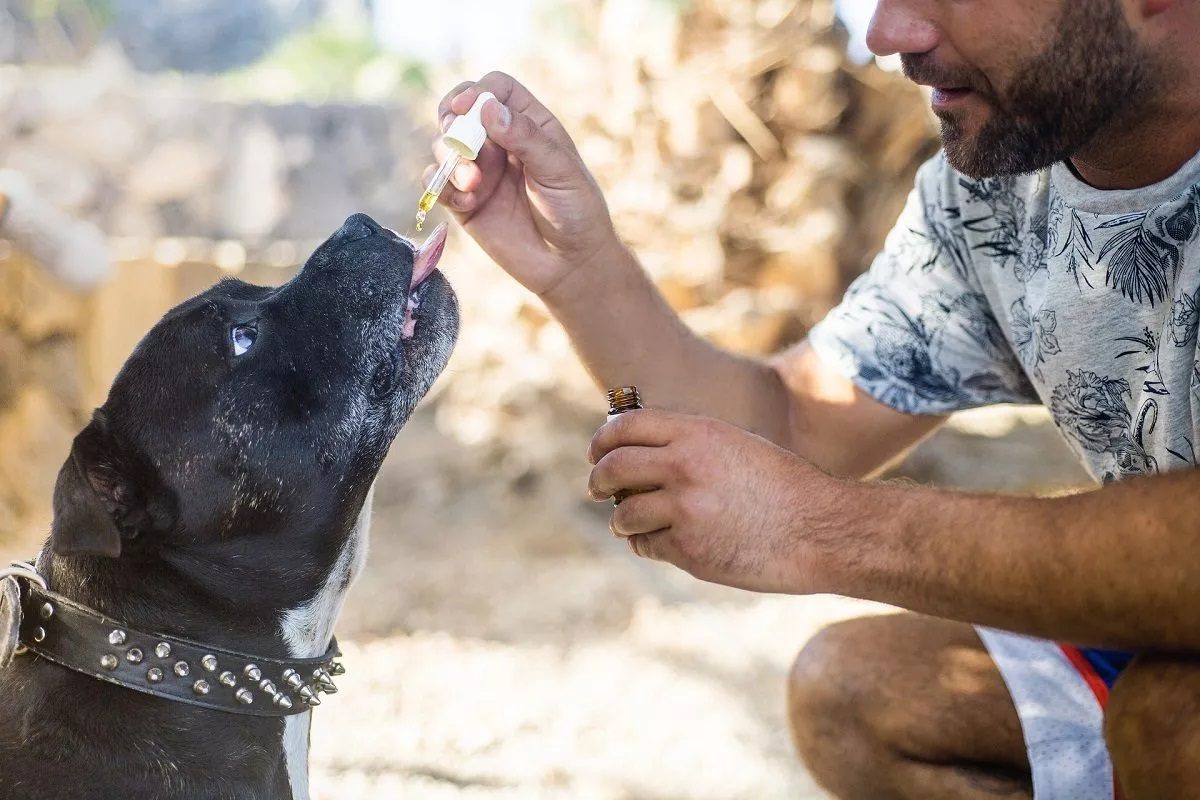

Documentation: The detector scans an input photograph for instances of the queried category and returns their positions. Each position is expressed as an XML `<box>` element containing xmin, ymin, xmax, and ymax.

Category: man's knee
<box><xmin>788</xmin><ymin>617</ymin><xmax>892</xmax><ymax>772</ymax></box>
<box><xmin>1105</xmin><ymin>656</ymin><xmax>1200</xmax><ymax>792</ymax></box>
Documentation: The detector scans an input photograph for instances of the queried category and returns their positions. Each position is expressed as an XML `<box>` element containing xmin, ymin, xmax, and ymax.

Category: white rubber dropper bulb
<box><xmin>416</xmin><ymin>91</ymin><xmax>497</xmax><ymax>230</ymax></box>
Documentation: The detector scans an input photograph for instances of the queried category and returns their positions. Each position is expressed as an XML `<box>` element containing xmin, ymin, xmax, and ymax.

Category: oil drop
<box><xmin>415</xmin><ymin>189</ymin><xmax>439</xmax><ymax>232</ymax></box>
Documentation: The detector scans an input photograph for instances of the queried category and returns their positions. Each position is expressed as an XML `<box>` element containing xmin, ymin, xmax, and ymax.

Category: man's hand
<box><xmin>428</xmin><ymin>72</ymin><xmax>623</xmax><ymax>298</ymax></box>
<box><xmin>587</xmin><ymin>409</ymin><xmax>848</xmax><ymax>594</ymax></box>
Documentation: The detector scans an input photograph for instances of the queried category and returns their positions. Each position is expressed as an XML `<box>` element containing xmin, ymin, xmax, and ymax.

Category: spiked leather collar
<box><xmin>1</xmin><ymin>562</ymin><xmax>345</xmax><ymax>717</ymax></box>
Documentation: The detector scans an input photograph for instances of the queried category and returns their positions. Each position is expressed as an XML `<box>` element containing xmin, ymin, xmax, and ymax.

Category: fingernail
<box><xmin>440</xmin><ymin>113</ymin><xmax>454</xmax><ymax>133</ymax></box>
<box><xmin>496</xmin><ymin>103</ymin><xmax>512</xmax><ymax>130</ymax></box>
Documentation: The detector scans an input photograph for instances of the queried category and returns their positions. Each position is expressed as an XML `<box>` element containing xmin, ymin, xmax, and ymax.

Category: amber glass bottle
<box><xmin>605</xmin><ymin>387</ymin><xmax>643</xmax><ymax>503</ymax></box>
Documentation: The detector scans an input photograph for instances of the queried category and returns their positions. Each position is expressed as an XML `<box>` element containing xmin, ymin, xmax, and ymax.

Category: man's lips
<box><xmin>901</xmin><ymin>55</ymin><xmax>984</xmax><ymax>112</ymax></box>
<box><xmin>930</xmin><ymin>87</ymin><xmax>974</xmax><ymax>111</ymax></box>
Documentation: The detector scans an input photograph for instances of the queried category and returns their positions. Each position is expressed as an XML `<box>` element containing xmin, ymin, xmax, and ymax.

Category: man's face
<box><xmin>867</xmin><ymin>0</ymin><xmax>1156</xmax><ymax>178</ymax></box>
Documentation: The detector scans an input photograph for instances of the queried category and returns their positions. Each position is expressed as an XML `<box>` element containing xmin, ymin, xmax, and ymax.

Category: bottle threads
<box><xmin>606</xmin><ymin>386</ymin><xmax>643</xmax><ymax>416</ymax></box>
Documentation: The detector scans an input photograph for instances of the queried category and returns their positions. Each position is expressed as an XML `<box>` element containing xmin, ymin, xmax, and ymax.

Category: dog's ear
<box><xmin>51</xmin><ymin>412</ymin><xmax>174</xmax><ymax>558</ymax></box>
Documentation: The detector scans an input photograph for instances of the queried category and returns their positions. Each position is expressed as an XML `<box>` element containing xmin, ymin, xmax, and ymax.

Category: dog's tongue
<box><xmin>412</xmin><ymin>222</ymin><xmax>447</xmax><ymax>288</ymax></box>
<box><xmin>402</xmin><ymin>223</ymin><xmax>447</xmax><ymax>340</ymax></box>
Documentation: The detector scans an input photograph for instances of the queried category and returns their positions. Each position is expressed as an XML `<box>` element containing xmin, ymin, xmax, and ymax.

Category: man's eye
<box><xmin>231</xmin><ymin>324</ymin><xmax>258</xmax><ymax>356</ymax></box>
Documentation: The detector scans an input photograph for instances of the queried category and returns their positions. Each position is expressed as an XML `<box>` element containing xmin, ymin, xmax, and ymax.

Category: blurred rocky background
<box><xmin>0</xmin><ymin>0</ymin><xmax>1091</xmax><ymax>797</ymax></box>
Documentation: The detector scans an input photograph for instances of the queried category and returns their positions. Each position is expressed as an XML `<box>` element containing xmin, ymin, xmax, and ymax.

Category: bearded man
<box><xmin>427</xmin><ymin>0</ymin><xmax>1200</xmax><ymax>796</ymax></box>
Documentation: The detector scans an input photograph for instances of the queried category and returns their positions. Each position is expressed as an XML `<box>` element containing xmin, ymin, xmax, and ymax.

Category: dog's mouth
<box><xmin>402</xmin><ymin>222</ymin><xmax>447</xmax><ymax>340</ymax></box>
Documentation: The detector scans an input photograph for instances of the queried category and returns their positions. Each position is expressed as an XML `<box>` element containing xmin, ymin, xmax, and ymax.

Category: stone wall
<box><xmin>0</xmin><ymin>49</ymin><xmax>427</xmax><ymax>243</ymax></box>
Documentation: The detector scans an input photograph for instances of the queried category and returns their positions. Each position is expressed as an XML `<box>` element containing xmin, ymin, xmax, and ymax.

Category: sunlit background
<box><xmin>0</xmin><ymin>1</ymin><xmax>1086</xmax><ymax>797</ymax></box>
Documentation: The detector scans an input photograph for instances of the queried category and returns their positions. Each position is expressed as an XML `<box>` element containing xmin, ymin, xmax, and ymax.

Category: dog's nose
<box><xmin>337</xmin><ymin>213</ymin><xmax>384</xmax><ymax>242</ymax></box>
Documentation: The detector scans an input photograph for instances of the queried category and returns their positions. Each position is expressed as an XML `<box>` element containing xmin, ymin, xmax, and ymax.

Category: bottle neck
<box><xmin>606</xmin><ymin>387</ymin><xmax>642</xmax><ymax>415</ymax></box>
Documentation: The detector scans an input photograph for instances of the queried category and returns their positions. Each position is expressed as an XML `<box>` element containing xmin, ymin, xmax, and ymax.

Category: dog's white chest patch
<box><xmin>280</xmin><ymin>486</ymin><xmax>373</xmax><ymax>800</ymax></box>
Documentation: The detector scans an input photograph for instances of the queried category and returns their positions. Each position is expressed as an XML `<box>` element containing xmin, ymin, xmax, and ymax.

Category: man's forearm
<box><xmin>541</xmin><ymin>243</ymin><xmax>945</xmax><ymax>477</ymax></box>
<box><xmin>540</xmin><ymin>242</ymin><xmax>793</xmax><ymax>445</ymax></box>
<box><xmin>830</xmin><ymin>470</ymin><xmax>1200</xmax><ymax>651</ymax></box>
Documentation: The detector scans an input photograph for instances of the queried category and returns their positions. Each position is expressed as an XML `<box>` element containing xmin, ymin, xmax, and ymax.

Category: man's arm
<box><xmin>837</xmin><ymin>470</ymin><xmax>1200</xmax><ymax>651</ymax></box>
<box><xmin>589</xmin><ymin>408</ymin><xmax>1200</xmax><ymax>653</ymax></box>
<box><xmin>541</xmin><ymin>241</ymin><xmax>945</xmax><ymax>478</ymax></box>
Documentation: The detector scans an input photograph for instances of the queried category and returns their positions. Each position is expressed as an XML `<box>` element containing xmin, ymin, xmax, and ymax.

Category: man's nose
<box><xmin>866</xmin><ymin>0</ymin><xmax>939</xmax><ymax>57</ymax></box>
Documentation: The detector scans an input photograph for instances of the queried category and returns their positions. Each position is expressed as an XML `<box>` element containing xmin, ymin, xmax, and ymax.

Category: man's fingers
<box><xmin>589</xmin><ymin>446</ymin><xmax>666</xmax><ymax>501</ymax></box>
<box><xmin>449</xmin><ymin>71</ymin><xmax>558</xmax><ymax>130</ymax></box>
<box><xmin>588</xmin><ymin>409</ymin><xmax>686</xmax><ymax>465</ymax></box>
<box><xmin>476</xmin><ymin>100</ymin><xmax>580</xmax><ymax>186</ymax></box>
<box><xmin>627</xmin><ymin>531</ymin><xmax>676</xmax><ymax>562</ymax></box>
<box><xmin>437</xmin><ymin>80</ymin><xmax>476</xmax><ymax>128</ymax></box>
<box><xmin>609</xmin><ymin>491</ymin><xmax>671</xmax><ymax>537</ymax></box>
<box><xmin>440</xmin><ymin>72</ymin><xmax>579</xmax><ymax>185</ymax></box>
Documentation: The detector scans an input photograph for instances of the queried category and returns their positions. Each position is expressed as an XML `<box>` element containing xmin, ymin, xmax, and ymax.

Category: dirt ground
<box><xmin>1</xmin><ymin>405</ymin><xmax>1090</xmax><ymax>799</ymax></box>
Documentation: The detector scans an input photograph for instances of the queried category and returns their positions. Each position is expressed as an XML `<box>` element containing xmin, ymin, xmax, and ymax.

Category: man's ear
<box><xmin>50</xmin><ymin>412</ymin><xmax>174</xmax><ymax>558</ymax></box>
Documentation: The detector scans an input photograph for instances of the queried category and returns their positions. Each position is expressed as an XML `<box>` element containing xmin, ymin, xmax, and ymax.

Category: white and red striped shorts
<box><xmin>977</xmin><ymin>628</ymin><xmax>1121</xmax><ymax>800</ymax></box>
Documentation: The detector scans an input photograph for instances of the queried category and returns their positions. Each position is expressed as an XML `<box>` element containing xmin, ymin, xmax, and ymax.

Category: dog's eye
<box><xmin>370</xmin><ymin>352</ymin><xmax>400</xmax><ymax>398</ymax></box>
<box><xmin>231</xmin><ymin>324</ymin><xmax>258</xmax><ymax>356</ymax></box>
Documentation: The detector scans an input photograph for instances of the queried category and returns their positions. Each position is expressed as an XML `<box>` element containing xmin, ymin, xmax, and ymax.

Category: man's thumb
<box><xmin>479</xmin><ymin>100</ymin><xmax>576</xmax><ymax>184</ymax></box>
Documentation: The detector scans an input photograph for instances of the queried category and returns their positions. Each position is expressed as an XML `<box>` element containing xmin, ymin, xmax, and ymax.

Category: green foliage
<box><xmin>28</xmin><ymin>0</ymin><xmax>114</xmax><ymax>27</ymax></box>
<box><xmin>220</xmin><ymin>21</ymin><xmax>429</xmax><ymax>103</ymax></box>
<box><xmin>270</xmin><ymin>25</ymin><xmax>379</xmax><ymax>86</ymax></box>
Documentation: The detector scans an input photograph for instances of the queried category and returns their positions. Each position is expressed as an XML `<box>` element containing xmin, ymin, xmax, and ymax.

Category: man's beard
<box><xmin>903</xmin><ymin>2</ymin><xmax>1155</xmax><ymax>178</ymax></box>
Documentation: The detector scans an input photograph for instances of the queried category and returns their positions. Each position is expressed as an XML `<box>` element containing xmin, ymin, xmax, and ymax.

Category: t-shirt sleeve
<box><xmin>807</xmin><ymin>154</ymin><xmax>1037</xmax><ymax>415</ymax></box>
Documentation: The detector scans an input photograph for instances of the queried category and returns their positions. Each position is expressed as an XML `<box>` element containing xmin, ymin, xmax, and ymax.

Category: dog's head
<box><xmin>49</xmin><ymin>214</ymin><xmax>457</xmax><ymax>605</ymax></box>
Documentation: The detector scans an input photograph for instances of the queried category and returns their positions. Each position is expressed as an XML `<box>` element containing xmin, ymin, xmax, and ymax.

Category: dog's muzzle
<box><xmin>0</xmin><ymin>562</ymin><xmax>345</xmax><ymax>717</ymax></box>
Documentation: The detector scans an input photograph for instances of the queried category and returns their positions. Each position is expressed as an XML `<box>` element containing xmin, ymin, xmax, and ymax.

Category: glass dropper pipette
<box><xmin>416</xmin><ymin>91</ymin><xmax>496</xmax><ymax>231</ymax></box>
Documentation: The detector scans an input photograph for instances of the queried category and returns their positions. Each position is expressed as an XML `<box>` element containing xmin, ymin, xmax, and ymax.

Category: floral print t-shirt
<box><xmin>809</xmin><ymin>150</ymin><xmax>1200</xmax><ymax>484</ymax></box>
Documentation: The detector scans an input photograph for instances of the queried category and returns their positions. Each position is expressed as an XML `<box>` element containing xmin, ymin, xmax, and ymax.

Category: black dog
<box><xmin>0</xmin><ymin>214</ymin><xmax>458</xmax><ymax>799</ymax></box>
